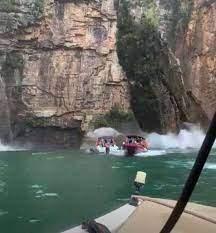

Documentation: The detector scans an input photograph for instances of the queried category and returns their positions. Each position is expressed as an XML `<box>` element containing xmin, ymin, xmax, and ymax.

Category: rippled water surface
<box><xmin>0</xmin><ymin>149</ymin><xmax>215</xmax><ymax>233</ymax></box>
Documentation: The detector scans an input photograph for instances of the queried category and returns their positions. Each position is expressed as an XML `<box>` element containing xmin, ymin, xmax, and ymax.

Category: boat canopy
<box><xmin>126</xmin><ymin>135</ymin><xmax>145</xmax><ymax>140</ymax></box>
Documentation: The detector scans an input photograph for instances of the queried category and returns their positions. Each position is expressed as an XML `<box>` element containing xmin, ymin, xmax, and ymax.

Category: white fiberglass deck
<box><xmin>62</xmin><ymin>204</ymin><xmax>136</xmax><ymax>233</ymax></box>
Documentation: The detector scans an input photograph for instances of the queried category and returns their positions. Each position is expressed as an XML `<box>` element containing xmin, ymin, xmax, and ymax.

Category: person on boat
<box><xmin>96</xmin><ymin>138</ymin><xmax>100</xmax><ymax>147</ymax></box>
<box><xmin>110</xmin><ymin>139</ymin><xmax>114</xmax><ymax>147</ymax></box>
<box><xmin>141</xmin><ymin>138</ymin><xmax>149</xmax><ymax>150</ymax></box>
<box><xmin>104</xmin><ymin>140</ymin><xmax>110</xmax><ymax>155</ymax></box>
<box><xmin>122</xmin><ymin>141</ymin><xmax>126</xmax><ymax>149</ymax></box>
<box><xmin>122</xmin><ymin>137</ymin><xmax>128</xmax><ymax>149</ymax></box>
<box><xmin>136</xmin><ymin>138</ymin><xmax>145</xmax><ymax>152</ymax></box>
<box><xmin>96</xmin><ymin>138</ymin><xmax>104</xmax><ymax>147</ymax></box>
<box><xmin>100</xmin><ymin>138</ymin><xmax>104</xmax><ymax>147</ymax></box>
<box><xmin>111</xmin><ymin>138</ymin><xmax>117</xmax><ymax>147</ymax></box>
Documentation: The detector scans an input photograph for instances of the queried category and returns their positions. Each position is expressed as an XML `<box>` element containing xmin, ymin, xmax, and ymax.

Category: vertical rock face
<box><xmin>153</xmin><ymin>0</ymin><xmax>215</xmax><ymax>122</ymax></box>
<box><xmin>0</xmin><ymin>0</ymin><xmax>130</xmax><ymax>147</ymax></box>
<box><xmin>0</xmin><ymin>0</ymin><xmax>214</xmax><ymax>146</ymax></box>
<box><xmin>0</xmin><ymin>76</ymin><xmax>11</xmax><ymax>143</ymax></box>
<box><xmin>176</xmin><ymin>0</ymin><xmax>216</xmax><ymax>120</ymax></box>
<box><xmin>117</xmin><ymin>0</ymin><xmax>214</xmax><ymax>133</ymax></box>
<box><xmin>117</xmin><ymin>0</ymin><xmax>207</xmax><ymax>133</ymax></box>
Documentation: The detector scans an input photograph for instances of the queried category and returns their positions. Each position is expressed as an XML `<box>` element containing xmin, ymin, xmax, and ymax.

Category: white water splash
<box><xmin>43</xmin><ymin>193</ymin><xmax>59</xmax><ymax>197</ymax></box>
<box><xmin>0</xmin><ymin>210</ymin><xmax>8</xmax><ymax>216</ymax></box>
<box><xmin>29</xmin><ymin>219</ymin><xmax>40</xmax><ymax>223</ymax></box>
<box><xmin>0</xmin><ymin>141</ymin><xmax>25</xmax><ymax>152</ymax></box>
<box><xmin>204</xmin><ymin>163</ymin><xmax>216</xmax><ymax>170</ymax></box>
<box><xmin>87</xmin><ymin>124</ymin><xmax>215</xmax><ymax>151</ymax></box>
<box><xmin>147</xmin><ymin>125</ymin><xmax>215</xmax><ymax>150</ymax></box>
<box><xmin>0</xmin><ymin>141</ymin><xmax>14</xmax><ymax>151</ymax></box>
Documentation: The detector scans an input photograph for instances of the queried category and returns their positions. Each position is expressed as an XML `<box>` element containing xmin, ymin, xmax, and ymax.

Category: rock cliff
<box><xmin>0</xmin><ymin>76</ymin><xmax>11</xmax><ymax>143</ymax></box>
<box><xmin>0</xmin><ymin>0</ymin><xmax>215</xmax><ymax>147</ymax></box>
<box><xmin>0</xmin><ymin>0</ymin><xmax>130</xmax><ymax>147</ymax></box>
<box><xmin>117</xmin><ymin>0</ymin><xmax>213</xmax><ymax>133</ymax></box>
<box><xmin>176</xmin><ymin>0</ymin><xmax>216</xmax><ymax>120</ymax></box>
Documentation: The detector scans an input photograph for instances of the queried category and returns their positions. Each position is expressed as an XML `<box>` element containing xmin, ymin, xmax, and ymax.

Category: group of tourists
<box><xmin>123</xmin><ymin>137</ymin><xmax>149</xmax><ymax>150</ymax></box>
<box><xmin>96</xmin><ymin>138</ymin><xmax>116</xmax><ymax>154</ymax></box>
<box><xmin>96</xmin><ymin>135</ymin><xmax>149</xmax><ymax>155</ymax></box>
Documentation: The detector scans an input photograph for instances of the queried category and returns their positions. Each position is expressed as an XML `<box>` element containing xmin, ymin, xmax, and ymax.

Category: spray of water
<box><xmin>86</xmin><ymin>124</ymin><xmax>215</xmax><ymax>150</ymax></box>
<box><xmin>0</xmin><ymin>140</ymin><xmax>24</xmax><ymax>152</ymax></box>
<box><xmin>147</xmin><ymin>125</ymin><xmax>216</xmax><ymax>150</ymax></box>
<box><xmin>0</xmin><ymin>141</ymin><xmax>13</xmax><ymax>151</ymax></box>
<box><xmin>1</xmin><ymin>124</ymin><xmax>215</xmax><ymax>152</ymax></box>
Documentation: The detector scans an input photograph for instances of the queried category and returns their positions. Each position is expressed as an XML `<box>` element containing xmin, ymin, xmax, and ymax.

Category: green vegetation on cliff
<box><xmin>56</xmin><ymin>0</ymin><xmax>96</xmax><ymax>4</ymax></box>
<box><xmin>117</xmin><ymin>0</ymin><xmax>163</xmax><ymax>87</ymax></box>
<box><xmin>32</xmin><ymin>0</ymin><xmax>44</xmax><ymax>17</ymax></box>
<box><xmin>0</xmin><ymin>53</ymin><xmax>24</xmax><ymax>121</ymax></box>
<box><xmin>168</xmin><ymin>0</ymin><xmax>193</xmax><ymax>48</ymax></box>
<box><xmin>140</xmin><ymin>0</ymin><xmax>159</xmax><ymax>27</ymax></box>
<box><xmin>0</xmin><ymin>0</ymin><xmax>16</xmax><ymax>12</ymax></box>
<box><xmin>0</xmin><ymin>0</ymin><xmax>44</xmax><ymax>17</ymax></box>
<box><xmin>1</xmin><ymin>52</ymin><xmax>24</xmax><ymax>86</ymax></box>
<box><xmin>116</xmin><ymin>0</ymin><xmax>188</xmax><ymax>132</ymax></box>
<box><xmin>0</xmin><ymin>0</ymin><xmax>44</xmax><ymax>34</ymax></box>
<box><xmin>91</xmin><ymin>105</ymin><xmax>134</xmax><ymax>129</ymax></box>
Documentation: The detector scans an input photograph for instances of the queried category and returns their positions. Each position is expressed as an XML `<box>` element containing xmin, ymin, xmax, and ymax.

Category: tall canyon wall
<box><xmin>176</xmin><ymin>0</ymin><xmax>216</xmax><ymax>120</ymax></box>
<box><xmin>156</xmin><ymin>0</ymin><xmax>215</xmax><ymax>122</ymax></box>
<box><xmin>0</xmin><ymin>0</ymin><xmax>215</xmax><ymax>147</ymax></box>
<box><xmin>117</xmin><ymin>0</ymin><xmax>214</xmax><ymax>133</ymax></box>
<box><xmin>0</xmin><ymin>0</ymin><xmax>130</xmax><ymax>147</ymax></box>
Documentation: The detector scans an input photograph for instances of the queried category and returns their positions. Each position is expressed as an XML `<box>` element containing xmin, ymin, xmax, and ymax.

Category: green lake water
<box><xmin>0</xmin><ymin>149</ymin><xmax>215</xmax><ymax>233</ymax></box>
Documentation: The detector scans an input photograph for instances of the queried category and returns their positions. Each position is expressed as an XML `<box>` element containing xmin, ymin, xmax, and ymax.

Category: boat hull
<box><xmin>96</xmin><ymin>146</ymin><xmax>166</xmax><ymax>157</ymax></box>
